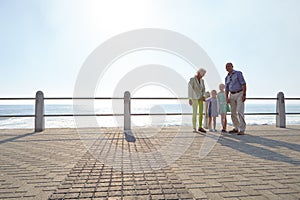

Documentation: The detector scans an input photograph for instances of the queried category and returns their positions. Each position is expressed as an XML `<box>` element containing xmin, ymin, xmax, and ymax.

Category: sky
<box><xmin>1</xmin><ymin>0</ymin><xmax>300</xmax><ymax>100</ymax></box>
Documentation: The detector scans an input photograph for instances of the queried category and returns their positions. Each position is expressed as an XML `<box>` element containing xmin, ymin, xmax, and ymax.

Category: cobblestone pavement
<box><xmin>0</xmin><ymin>126</ymin><xmax>300</xmax><ymax>199</ymax></box>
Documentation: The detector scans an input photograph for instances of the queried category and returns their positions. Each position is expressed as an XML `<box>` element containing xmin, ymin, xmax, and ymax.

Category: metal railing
<box><xmin>0</xmin><ymin>91</ymin><xmax>299</xmax><ymax>132</ymax></box>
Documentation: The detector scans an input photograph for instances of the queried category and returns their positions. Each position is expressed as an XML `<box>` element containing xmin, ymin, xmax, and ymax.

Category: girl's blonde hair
<box><xmin>219</xmin><ymin>83</ymin><xmax>225</xmax><ymax>90</ymax></box>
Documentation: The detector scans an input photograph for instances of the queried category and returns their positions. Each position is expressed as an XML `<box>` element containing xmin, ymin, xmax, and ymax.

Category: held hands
<box><xmin>226</xmin><ymin>98</ymin><xmax>230</xmax><ymax>104</ymax></box>
<box><xmin>189</xmin><ymin>97</ymin><xmax>206</xmax><ymax>105</ymax></box>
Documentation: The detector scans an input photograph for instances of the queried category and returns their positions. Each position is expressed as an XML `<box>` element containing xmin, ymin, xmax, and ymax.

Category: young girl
<box><xmin>206</xmin><ymin>90</ymin><xmax>218</xmax><ymax>132</ymax></box>
<box><xmin>218</xmin><ymin>83</ymin><xmax>228</xmax><ymax>133</ymax></box>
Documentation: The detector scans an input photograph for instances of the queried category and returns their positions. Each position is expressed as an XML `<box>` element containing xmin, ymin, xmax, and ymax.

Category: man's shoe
<box><xmin>198</xmin><ymin>128</ymin><xmax>207</xmax><ymax>133</ymax></box>
<box><xmin>229</xmin><ymin>129</ymin><xmax>239</xmax><ymax>134</ymax></box>
<box><xmin>221</xmin><ymin>129</ymin><xmax>227</xmax><ymax>133</ymax></box>
<box><xmin>237</xmin><ymin>131</ymin><xmax>245</xmax><ymax>135</ymax></box>
<box><xmin>193</xmin><ymin>128</ymin><xmax>197</xmax><ymax>133</ymax></box>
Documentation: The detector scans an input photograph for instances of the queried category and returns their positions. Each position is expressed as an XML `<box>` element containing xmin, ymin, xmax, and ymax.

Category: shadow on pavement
<box><xmin>218</xmin><ymin>133</ymin><xmax>300</xmax><ymax>165</ymax></box>
<box><xmin>0</xmin><ymin>131</ymin><xmax>37</xmax><ymax>145</ymax></box>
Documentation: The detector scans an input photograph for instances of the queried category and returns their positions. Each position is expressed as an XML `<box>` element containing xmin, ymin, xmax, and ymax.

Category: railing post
<box><xmin>124</xmin><ymin>91</ymin><xmax>131</xmax><ymax>131</ymax></box>
<box><xmin>35</xmin><ymin>91</ymin><xmax>45</xmax><ymax>132</ymax></box>
<box><xmin>276</xmin><ymin>92</ymin><xmax>286</xmax><ymax>128</ymax></box>
<box><xmin>124</xmin><ymin>91</ymin><xmax>135</xmax><ymax>142</ymax></box>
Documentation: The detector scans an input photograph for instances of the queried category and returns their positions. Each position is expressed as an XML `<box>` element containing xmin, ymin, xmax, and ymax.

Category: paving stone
<box><xmin>94</xmin><ymin>191</ymin><xmax>108</xmax><ymax>198</ymax></box>
<box><xmin>219</xmin><ymin>191</ymin><xmax>249</xmax><ymax>198</ymax></box>
<box><xmin>240</xmin><ymin>186</ymin><xmax>260</xmax><ymax>196</ymax></box>
<box><xmin>239</xmin><ymin>196</ymin><xmax>268</xmax><ymax>200</ymax></box>
<box><xmin>261</xmin><ymin>190</ymin><xmax>281</xmax><ymax>199</ymax></box>
<box><xmin>188</xmin><ymin>188</ymin><xmax>207</xmax><ymax>199</ymax></box>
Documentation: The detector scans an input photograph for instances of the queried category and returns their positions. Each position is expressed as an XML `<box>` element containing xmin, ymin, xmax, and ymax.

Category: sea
<box><xmin>0</xmin><ymin>103</ymin><xmax>300</xmax><ymax>129</ymax></box>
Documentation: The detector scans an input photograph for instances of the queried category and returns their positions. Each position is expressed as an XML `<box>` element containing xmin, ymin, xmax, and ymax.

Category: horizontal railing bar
<box><xmin>3</xmin><ymin>97</ymin><xmax>299</xmax><ymax>100</ymax></box>
<box><xmin>0</xmin><ymin>98</ymin><xmax>35</xmax><ymax>100</ymax></box>
<box><xmin>57</xmin><ymin>97</ymin><xmax>254</xmax><ymax>100</ymax></box>
<box><xmin>45</xmin><ymin>98</ymin><xmax>74</xmax><ymax>100</ymax></box>
<box><xmin>244</xmin><ymin>113</ymin><xmax>278</xmax><ymax>115</ymax></box>
<box><xmin>246</xmin><ymin>98</ymin><xmax>277</xmax><ymax>100</ymax></box>
<box><xmin>131</xmin><ymin>97</ymin><xmax>188</xmax><ymax>100</ymax></box>
<box><xmin>45</xmin><ymin>114</ymin><xmax>124</xmax><ymax>117</ymax></box>
<box><xmin>0</xmin><ymin>115</ymin><xmax>35</xmax><ymax>118</ymax></box>
<box><xmin>3</xmin><ymin>112</ymin><xmax>300</xmax><ymax>118</ymax></box>
<box><xmin>46</xmin><ymin>113</ymin><xmax>281</xmax><ymax>116</ymax></box>
<box><xmin>134</xmin><ymin>113</ymin><xmax>188</xmax><ymax>115</ymax></box>
<box><xmin>132</xmin><ymin>98</ymin><xmax>281</xmax><ymax>100</ymax></box>
<box><xmin>285</xmin><ymin>98</ymin><xmax>300</xmax><ymax>100</ymax></box>
<box><xmin>135</xmin><ymin>112</ymin><xmax>280</xmax><ymax>115</ymax></box>
<box><xmin>45</xmin><ymin>97</ymin><xmax>124</xmax><ymax>100</ymax></box>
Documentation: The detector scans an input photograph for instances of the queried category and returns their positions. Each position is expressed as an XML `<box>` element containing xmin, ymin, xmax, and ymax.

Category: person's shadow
<box><xmin>218</xmin><ymin>133</ymin><xmax>300</xmax><ymax>165</ymax></box>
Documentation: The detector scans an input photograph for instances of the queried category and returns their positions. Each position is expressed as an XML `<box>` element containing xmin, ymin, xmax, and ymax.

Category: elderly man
<box><xmin>188</xmin><ymin>68</ymin><xmax>207</xmax><ymax>133</ymax></box>
<box><xmin>225</xmin><ymin>62</ymin><xmax>247</xmax><ymax>135</ymax></box>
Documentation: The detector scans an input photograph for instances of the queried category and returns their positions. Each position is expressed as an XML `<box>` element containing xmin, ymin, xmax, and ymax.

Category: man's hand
<box><xmin>189</xmin><ymin>99</ymin><xmax>192</xmax><ymax>106</ymax></box>
<box><xmin>242</xmin><ymin>94</ymin><xmax>246</xmax><ymax>102</ymax></box>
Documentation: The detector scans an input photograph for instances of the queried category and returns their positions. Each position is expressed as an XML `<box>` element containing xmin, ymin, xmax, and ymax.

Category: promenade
<box><xmin>0</xmin><ymin>125</ymin><xmax>300</xmax><ymax>200</ymax></box>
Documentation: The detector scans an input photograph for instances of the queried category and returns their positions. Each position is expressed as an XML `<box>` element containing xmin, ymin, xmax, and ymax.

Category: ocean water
<box><xmin>0</xmin><ymin>103</ymin><xmax>299</xmax><ymax>129</ymax></box>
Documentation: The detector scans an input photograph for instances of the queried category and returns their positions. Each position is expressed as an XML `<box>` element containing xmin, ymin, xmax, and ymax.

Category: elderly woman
<box><xmin>188</xmin><ymin>68</ymin><xmax>207</xmax><ymax>133</ymax></box>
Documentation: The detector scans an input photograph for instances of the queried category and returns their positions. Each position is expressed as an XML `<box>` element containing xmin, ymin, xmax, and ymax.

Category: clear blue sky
<box><xmin>1</xmin><ymin>0</ymin><xmax>300</xmax><ymax>98</ymax></box>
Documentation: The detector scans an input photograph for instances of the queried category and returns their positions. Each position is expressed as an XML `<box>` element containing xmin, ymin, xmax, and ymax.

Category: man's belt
<box><xmin>230</xmin><ymin>90</ymin><xmax>243</xmax><ymax>94</ymax></box>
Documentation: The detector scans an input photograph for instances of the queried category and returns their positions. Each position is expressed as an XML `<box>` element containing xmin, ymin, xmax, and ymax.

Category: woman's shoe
<box><xmin>198</xmin><ymin>128</ymin><xmax>207</xmax><ymax>133</ymax></box>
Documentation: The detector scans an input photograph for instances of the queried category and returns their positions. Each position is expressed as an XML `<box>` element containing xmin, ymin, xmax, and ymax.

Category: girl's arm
<box><xmin>217</xmin><ymin>98</ymin><xmax>220</xmax><ymax>115</ymax></box>
<box><xmin>205</xmin><ymin>97</ymin><xmax>211</xmax><ymax>103</ymax></box>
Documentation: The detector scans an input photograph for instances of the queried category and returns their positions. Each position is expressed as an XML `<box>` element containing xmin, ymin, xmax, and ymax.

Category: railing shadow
<box><xmin>285</xmin><ymin>127</ymin><xmax>300</xmax><ymax>131</ymax></box>
<box><xmin>218</xmin><ymin>134</ymin><xmax>300</xmax><ymax>165</ymax></box>
<box><xmin>0</xmin><ymin>131</ymin><xmax>37</xmax><ymax>145</ymax></box>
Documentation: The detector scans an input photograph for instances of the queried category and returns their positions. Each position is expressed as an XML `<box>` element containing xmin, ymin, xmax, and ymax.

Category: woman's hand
<box><xmin>189</xmin><ymin>99</ymin><xmax>192</xmax><ymax>106</ymax></box>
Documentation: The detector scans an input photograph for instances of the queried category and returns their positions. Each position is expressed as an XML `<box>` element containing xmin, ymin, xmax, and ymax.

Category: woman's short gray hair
<box><xmin>197</xmin><ymin>68</ymin><xmax>206</xmax><ymax>76</ymax></box>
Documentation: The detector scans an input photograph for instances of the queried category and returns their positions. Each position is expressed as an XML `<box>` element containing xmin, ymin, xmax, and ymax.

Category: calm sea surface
<box><xmin>0</xmin><ymin>103</ymin><xmax>299</xmax><ymax>129</ymax></box>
